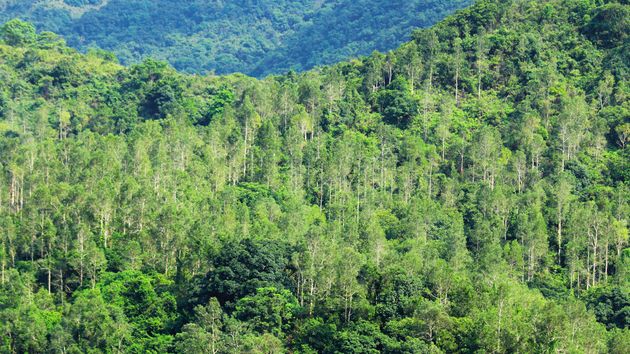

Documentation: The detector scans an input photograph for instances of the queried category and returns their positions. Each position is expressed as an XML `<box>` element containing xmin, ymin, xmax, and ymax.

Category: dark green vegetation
<box><xmin>0</xmin><ymin>0</ymin><xmax>629</xmax><ymax>352</ymax></box>
<box><xmin>0</xmin><ymin>0</ymin><xmax>471</xmax><ymax>76</ymax></box>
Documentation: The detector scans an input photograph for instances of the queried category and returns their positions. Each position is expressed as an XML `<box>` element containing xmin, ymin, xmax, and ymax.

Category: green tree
<box><xmin>0</xmin><ymin>19</ymin><xmax>36</xmax><ymax>46</ymax></box>
<box><xmin>235</xmin><ymin>287</ymin><xmax>299</xmax><ymax>336</ymax></box>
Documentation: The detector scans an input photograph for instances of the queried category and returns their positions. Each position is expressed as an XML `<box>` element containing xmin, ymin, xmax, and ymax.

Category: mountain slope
<box><xmin>0</xmin><ymin>0</ymin><xmax>628</xmax><ymax>352</ymax></box>
<box><xmin>0</xmin><ymin>0</ymin><xmax>471</xmax><ymax>76</ymax></box>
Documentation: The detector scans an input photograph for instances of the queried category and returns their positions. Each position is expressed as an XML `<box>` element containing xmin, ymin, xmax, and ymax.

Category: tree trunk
<box><xmin>592</xmin><ymin>227</ymin><xmax>598</xmax><ymax>287</ymax></box>
<box><xmin>557</xmin><ymin>210</ymin><xmax>562</xmax><ymax>264</ymax></box>
<box><xmin>455</xmin><ymin>67</ymin><xmax>460</xmax><ymax>105</ymax></box>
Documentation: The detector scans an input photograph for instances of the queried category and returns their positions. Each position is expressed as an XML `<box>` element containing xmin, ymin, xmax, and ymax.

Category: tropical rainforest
<box><xmin>0</xmin><ymin>0</ymin><xmax>629</xmax><ymax>353</ymax></box>
<box><xmin>0</xmin><ymin>0</ymin><xmax>471</xmax><ymax>76</ymax></box>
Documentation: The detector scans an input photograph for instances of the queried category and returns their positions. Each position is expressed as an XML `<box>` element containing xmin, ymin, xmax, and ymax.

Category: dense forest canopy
<box><xmin>0</xmin><ymin>0</ymin><xmax>629</xmax><ymax>353</ymax></box>
<box><xmin>0</xmin><ymin>0</ymin><xmax>471</xmax><ymax>76</ymax></box>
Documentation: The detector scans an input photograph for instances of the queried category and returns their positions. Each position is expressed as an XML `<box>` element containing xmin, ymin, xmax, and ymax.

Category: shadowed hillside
<box><xmin>0</xmin><ymin>0</ymin><xmax>471</xmax><ymax>76</ymax></box>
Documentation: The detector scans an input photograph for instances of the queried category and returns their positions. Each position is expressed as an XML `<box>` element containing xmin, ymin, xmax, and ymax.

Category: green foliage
<box><xmin>97</xmin><ymin>271</ymin><xmax>177</xmax><ymax>351</ymax></box>
<box><xmin>583</xmin><ymin>3</ymin><xmax>630</xmax><ymax>49</ymax></box>
<box><xmin>63</xmin><ymin>289</ymin><xmax>130</xmax><ymax>353</ymax></box>
<box><xmin>584</xmin><ymin>286</ymin><xmax>630</xmax><ymax>329</ymax></box>
<box><xmin>0</xmin><ymin>0</ymin><xmax>628</xmax><ymax>352</ymax></box>
<box><xmin>0</xmin><ymin>19</ymin><xmax>36</xmax><ymax>46</ymax></box>
<box><xmin>235</xmin><ymin>287</ymin><xmax>299</xmax><ymax>336</ymax></box>
<box><xmin>198</xmin><ymin>238</ymin><xmax>292</xmax><ymax>305</ymax></box>
<box><xmin>375</xmin><ymin>77</ymin><xmax>418</xmax><ymax>128</ymax></box>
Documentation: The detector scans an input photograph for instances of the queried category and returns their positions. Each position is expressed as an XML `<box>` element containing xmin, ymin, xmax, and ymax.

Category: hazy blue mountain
<box><xmin>0</xmin><ymin>0</ymin><xmax>470</xmax><ymax>75</ymax></box>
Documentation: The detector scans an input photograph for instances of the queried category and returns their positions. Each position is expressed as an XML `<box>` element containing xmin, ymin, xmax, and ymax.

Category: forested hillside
<box><xmin>0</xmin><ymin>0</ymin><xmax>470</xmax><ymax>76</ymax></box>
<box><xmin>0</xmin><ymin>0</ymin><xmax>629</xmax><ymax>352</ymax></box>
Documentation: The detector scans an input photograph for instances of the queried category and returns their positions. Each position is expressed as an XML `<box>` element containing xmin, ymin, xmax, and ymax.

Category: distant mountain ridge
<box><xmin>0</xmin><ymin>0</ymin><xmax>471</xmax><ymax>76</ymax></box>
